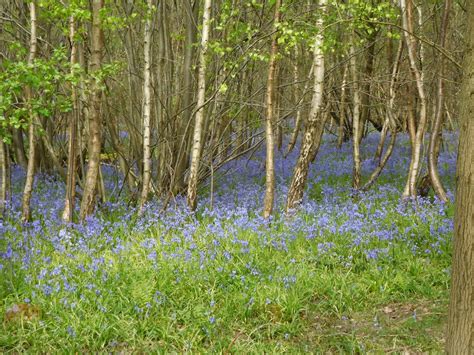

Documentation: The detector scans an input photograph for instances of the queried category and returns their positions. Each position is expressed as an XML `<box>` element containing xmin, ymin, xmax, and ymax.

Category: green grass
<box><xmin>1</xmin><ymin>196</ymin><xmax>452</xmax><ymax>352</ymax></box>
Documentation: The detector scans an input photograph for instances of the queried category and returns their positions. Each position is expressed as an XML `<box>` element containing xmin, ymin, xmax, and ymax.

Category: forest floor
<box><xmin>0</xmin><ymin>132</ymin><xmax>457</xmax><ymax>352</ymax></box>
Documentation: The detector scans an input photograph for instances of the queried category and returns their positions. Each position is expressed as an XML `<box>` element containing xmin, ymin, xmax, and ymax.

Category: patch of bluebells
<box><xmin>0</xmin><ymin>132</ymin><xmax>457</xmax><ymax>328</ymax></box>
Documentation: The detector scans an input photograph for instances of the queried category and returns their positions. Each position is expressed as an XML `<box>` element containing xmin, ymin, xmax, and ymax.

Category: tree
<box><xmin>350</xmin><ymin>37</ymin><xmax>362</xmax><ymax>190</ymax></box>
<box><xmin>400</xmin><ymin>0</ymin><xmax>428</xmax><ymax>199</ymax></box>
<box><xmin>445</xmin><ymin>0</ymin><xmax>474</xmax><ymax>350</ymax></box>
<box><xmin>286</xmin><ymin>0</ymin><xmax>326</xmax><ymax>211</ymax></box>
<box><xmin>139</xmin><ymin>0</ymin><xmax>154</xmax><ymax>214</ymax></box>
<box><xmin>0</xmin><ymin>141</ymin><xmax>10</xmax><ymax>216</ymax></box>
<box><xmin>21</xmin><ymin>1</ymin><xmax>38</xmax><ymax>222</ymax></box>
<box><xmin>172</xmin><ymin>0</ymin><xmax>198</xmax><ymax>196</ymax></box>
<box><xmin>187</xmin><ymin>0</ymin><xmax>212</xmax><ymax>211</ymax></box>
<box><xmin>79</xmin><ymin>0</ymin><xmax>104</xmax><ymax>220</ymax></box>
<box><xmin>428</xmin><ymin>0</ymin><xmax>451</xmax><ymax>203</ymax></box>
<box><xmin>62</xmin><ymin>14</ymin><xmax>79</xmax><ymax>223</ymax></box>
<box><xmin>263</xmin><ymin>0</ymin><xmax>281</xmax><ymax>218</ymax></box>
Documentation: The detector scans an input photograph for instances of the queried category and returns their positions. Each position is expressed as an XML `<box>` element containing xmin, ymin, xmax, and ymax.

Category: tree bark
<box><xmin>445</xmin><ymin>0</ymin><xmax>474</xmax><ymax>349</ymax></box>
<box><xmin>401</xmin><ymin>0</ymin><xmax>427</xmax><ymax>198</ymax></box>
<box><xmin>286</xmin><ymin>0</ymin><xmax>326</xmax><ymax>212</ymax></box>
<box><xmin>62</xmin><ymin>15</ymin><xmax>79</xmax><ymax>223</ymax></box>
<box><xmin>374</xmin><ymin>39</ymin><xmax>403</xmax><ymax>163</ymax></box>
<box><xmin>0</xmin><ymin>141</ymin><xmax>8</xmax><ymax>216</ymax></box>
<box><xmin>337</xmin><ymin>64</ymin><xmax>348</xmax><ymax>149</ymax></box>
<box><xmin>350</xmin><ymin>41</ymin><xmax>361</xmax><ymax>190</ymax></box>
<box><xmin>173</xmin><ymin>0</ymin><xmax>198</xmax><ymax>195</ymax></box>
<box><xmin>186</xmin><ymin>0</ymin><xmax>212</xmax><ymax>211</ymax></box>
<box><xmin>262</xmin><ymin>0</ymin><xmax>281</xmax><ymax>218</ymax></box>
<box><xmin>139</xmin><ymin>0</ymin><xmax>154</xmax><ymax>214</ymax></box>
<box><xmin>79</xmin><ymin>0</ymin><xmax>104</xmax><ymax>220</ymax></box>
<box><xmin>360</xmin><ymin>28</ymin><xmax>378</xmax><ymax>137</ymax></box>
<box><xmin>11</xmin><ymin>129</ymin><xmax>28</xmax><ymax>169</ymax></box>
<box><xmin>21</xmin><ymin>1</ymin><xmax>38</xmax><ymax>223</ymax></box>
<box><xmin>286</xmin><ymin>60</ymin><xmax>314</xmax><ymax>157</ymax></box>
<box><xmin>428</xmin><ymin>0</ymin><xmax>450</xmax><ymax>203</ymax></box>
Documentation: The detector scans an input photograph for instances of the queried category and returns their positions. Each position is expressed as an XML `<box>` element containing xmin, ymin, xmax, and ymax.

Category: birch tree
<box><xmin>62</xmin><ymin>15</ymin><xmax>79</xmax><ymax>223</ymax></box>
<box><xmin>286</xmin><ymin>0</ymin><xmax>326</xmax><ymax>212</ymax></box>
<box><xmin>139</xmin><ymin>0</ymin><xmax>154</xmax><ymax>214</ymax></box>
<box><xmin>21</xmin><ymin>1</ymin><xmax>38</xmax><ymax>222</ymax></box>
<box><xmin>186</xmin><ymin>0</ymin><xmax>212</xmax><ymax>211</ymax></box>
<box><xmin>263</xmin><ymin>0</ymin><xmax>281</xmax><ymax>218</ymax></box>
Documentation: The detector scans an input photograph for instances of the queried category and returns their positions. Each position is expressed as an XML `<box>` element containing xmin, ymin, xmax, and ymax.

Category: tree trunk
<box><xmin>360</xmin><ymin>28</ymin><xmax>377</xmax><ymax>137</ymax></box>
<box><xmin>350</xmin><ymin>41</ymin><xmax>361</xmax><ymax>190</ymax></box>
<box><xmin>337</xmin><ymin>64</ymin><xmax>348</xmax><ymax>149</ymax></box>
<box><xmin>286</xmin><ymin>0</ymin><xmax>326</xmax><ymax>212</ymax></box>
<box><xmin>21</xmin><ymin>1</ymin><xmax>38</xmax><ymax>223</ymax></box>
<box><xmin>428</xmin><ymin>0</ymin><xmax>450</xmax><ymax>203</ymax></box>
<box><xmin>403</xmin><ymin>86</ymin><xmax>416</xmax><ymax>197</ymax></box>
<box><xmin>139</xmin><ymin>0</ymin><xmax>154</xmax><ymax>213</ymax></box>
<box><xmin>11</xmin><ymin>128</ymin><xmax>28</xmax><ymax>169</ymax></box>
<box><xmin>401</xmin><ymin>0</ymin><xmax>427</xmax><ymax>198</ymax></box>
<box><xmin>374</xmin><ymin>39</ymin><xmax>403</xmax><ymax>163</ymax></box>
<box><xmin>62</xmin><ymin>15</ymin><xmax>79</xmax><ymax>222</ymax></box>
<box><xmin>286</xmin><ymin>59</ymin><xmax>314</xmax><ymax>157</ymax></box>
<box><xmin>0</xmin><ymin>141</ymin><xmax>8</xmax><ymax>216</ymax></box>
<box><xmin>186</xmin><ymin>0</ymin><xmax>212</xmax><ymax>211</ymax></box>
<box><xmin>79</xmin><ymin>0</ymin><xmax>104</xmax><ymax>220</ymax></box>
<box><xmin>445</xmin><ymin>0</ymin><xmax>474</xmax><ymax>348</ymax></box>
<box><xmin>262</xmin><ymin>0</ymin><xmax>281</xmax><ymax>218</ymax></box>
<box><xmin>173</xmin><ymin>0</ymin><xmax>198</xmax><ymax>195</ymax></box>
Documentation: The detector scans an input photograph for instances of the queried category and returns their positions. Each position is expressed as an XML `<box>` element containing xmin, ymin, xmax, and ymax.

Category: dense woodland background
<box><xmin>0</xmin><ymin>0</ymin><xmax>467</xmax><ymax>219</ymax></box>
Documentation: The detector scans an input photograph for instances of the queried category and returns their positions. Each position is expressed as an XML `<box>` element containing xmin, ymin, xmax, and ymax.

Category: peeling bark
<box><xmin>286</xmin><ymin>0</ymin><xmax>326</xmax><ymax>212</ymax></box>
<box><xmin>21</xmin><ymin>1</ymin><xmax>38</xmax><ymax>223</ymax></box>
<box><xmin>139</xmin><ymin>0</ymin><xmax>154</xmax><ymax>214</ymax></box>
<box><xmin>187</xmin><ymin>0</ymin><xmax>212</xmax><ymax>211</ymax></box>
<box><xmin>262</xmin><ymin>0</ymin><xmax>281</xmax><ymax>218</ymax></box>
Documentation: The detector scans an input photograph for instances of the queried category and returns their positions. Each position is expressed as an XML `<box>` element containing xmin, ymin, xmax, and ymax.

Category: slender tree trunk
<box><xmin>362</xmin><ymin>132</ymin><xmax>397</xmax><ymax>191</ymax></box>
<box><xmin>286</xmin><ymin>60</ymin><xmax>314</xmax><ymax>156</ymax></box>
<box><xmin>62</xmin><ymin>15</ymin><xmax>78</xmax><ymax>222</ymax></box>
<box><xmin>374</xmin><ymin>39</ymin><xmax>403</xmax><ymax>163</ymax></box>
<box><xmin>79</xmin><ymin>0</ymin><xmax>104</xmax><ymax>220</ymax></box>
<box><xmin>0</xmin><ymin>141</ymin><xmax>8</xmax><ymax>216</ymax></box>
<box><xmin>428</xmin><ymin>0</ymin><xmax>450</xmax><ymax>203</ymax></box>
<box><xmin>309</xmin><ymin>108</ymin><xmax>329</xmax><ymax>163</ymax></box>
<box><xmin>337</xmin><ymin>64</ymin><xmax>348</xmax><ymax>149</ymax></box>
<box><xmin>350</xmin><ymin>41</ymin><xmax>361</xmax><ymax>190</ymax></box>
<box><xmin>360</xmin><ymin>29</ymin><xmax>378</xmax><ymax>135</ymax></box>
<box><xmin>275</xmin><ymin>65</ymin><xmax>283</xmax><ymax>151</ymax></box>
<box><xmin>403</xmin><ymin>87</ymin><xmax>416</xmax><ymax>196</ymax></box>
<box><xmin>262</xmin><ymin>0</ymin><xmax>281</xmax><ymax>218</ymax></box>
<box><xmin>77</xmin><ymin>41</ymin><xmax>89</xmax><ymax>184</ymax></box>
<box><xmin>36</xmin><ymin>119</ymin><xmax>66</xmax><ymax>179</ymax></box>
<box><xmin>286</xmin><ymin>47</ymin><xmax>302</xmax><ymax>155</ymax></box>
<box><xmin>173</xmin><ymin>0</ymin><xmax>198</xmax><ymax>195</ymax></box>
<box><xmin>139</xmin><ymin>0</ymin><xmax>154</xmax><ymax>213</ymax></box>
<box><xmin>186</xmin><ymin>0</ymin><xmax>212</xmax><ymax>211</ymax></box>
<box><xmin>445</xmin><ymin>0</ymin><xmax>474</xmax><ymax>348</ymax></box>
<box><xmin>21</xmin><ymin>1</ymin><xmax>38</xmax><ymax>223</ymax></box>
<box><xmin>11</xmin><ymin>129</ymin><xmax>28</xmax><ymax>169</ymax></box>
<box><xmin>401</xmin><ymin>0</ymin><xmax>427</xmax><ymax>198</ymax></box>
<box><xmin>286</xmin><ymin>0</ymin><xmax>326</xmax><ymax>212</ymax></box>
